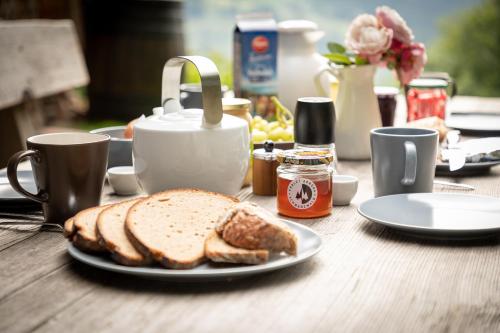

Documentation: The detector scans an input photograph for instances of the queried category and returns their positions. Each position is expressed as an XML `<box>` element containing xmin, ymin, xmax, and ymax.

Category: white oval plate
<box><xmin>68</xmin><ymin>220</ymin><xmax>322</xmax><ymax>281</ymax></box>
<box><xmin>358</xmin><ymin>193</ymin><xmax>500</xmax><ymax>239</ymax></box>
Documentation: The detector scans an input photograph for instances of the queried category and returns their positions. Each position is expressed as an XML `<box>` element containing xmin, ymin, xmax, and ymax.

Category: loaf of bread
<box><xmin>125</xmin><ymin>189</ymin><xmax>239</xmax><ymax>269</ymax></box>
<box><xmin>216</xmin><ymin>202</ymin><xmax>298</xmax><ymax>255</ymax></box>
<box><xmin>96</xmin><ymin>198</ymin><xmax>152</xmax><ymax>266</ymax></box>
<box><xmin>205</xmin><ymin>231</ymin><xmax>269</xmax><ymax>265</ymax></box>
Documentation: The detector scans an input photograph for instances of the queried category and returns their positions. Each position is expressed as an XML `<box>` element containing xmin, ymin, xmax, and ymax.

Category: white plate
<box><xmin>358</xmin><ymin>193</ymin><xmax>500</xmax><ymax>239</ymax></box>
<box><xmin>68</xmin><ymin>220</ymin><xmax>322</xmax><ymax>281</ymax></box>
<box><xmin>446</xmin><ymin>113</ymin><xmax>500</xmax><ymax>134</ymax></box>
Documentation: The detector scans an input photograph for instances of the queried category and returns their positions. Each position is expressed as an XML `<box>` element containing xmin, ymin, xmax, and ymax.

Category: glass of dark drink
<box><xmin>375</xmin><ymin>86</ymin><xmax>399</xmax><ymax>127</ymax></box>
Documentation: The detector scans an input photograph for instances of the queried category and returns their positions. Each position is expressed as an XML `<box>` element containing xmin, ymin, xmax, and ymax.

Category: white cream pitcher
<box><xmin>316</xmin><ymin>64</ymin><xmax>382</xmax><ymax>160</ymax></box>
<box><xmin>277</xmin><ymin>20</ymin><xmax>337</xmax><ymax>112</ymax></box>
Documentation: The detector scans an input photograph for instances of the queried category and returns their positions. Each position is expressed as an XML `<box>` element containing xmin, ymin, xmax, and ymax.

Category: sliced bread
<box><xmin>96</xmin><ymin>198</ymin><xmax>152</xmax><ymax>266</ymax></box>
<box><xmin>64</xmin><ymin>218</ymin><xmax>75</xmax><ymax>238</ymax></box>
<box><xmin>216</xmin><ymin>202</ymin><xmax>298</xmax><ymax>255</ymax></box>
<box><xmin>71</xmin><ymin>204</ymin><xmax>111</xmax><ymax>252</ymax></box>
<box><xmin>205</xmin><ymin>231</ymin><xmax>269</xmax><ymax>265</ymax></box>
<box><xmin>125</xmin><ymin>189</ymin><xmax>238</xmax><ymax>269</ymax></box>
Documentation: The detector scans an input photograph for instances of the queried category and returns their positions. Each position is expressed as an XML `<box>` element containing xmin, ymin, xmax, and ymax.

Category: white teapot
<box><xmin>133</xmin><ymin>56</ymin><xmax>250</xmax><ymax>195</ymax></box>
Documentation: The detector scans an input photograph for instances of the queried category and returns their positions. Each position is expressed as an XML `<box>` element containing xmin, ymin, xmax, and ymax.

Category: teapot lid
<box><xmin>134</xmin><ymin>107</ymin><xmax>247</xmax><ymax>132</ymax></box>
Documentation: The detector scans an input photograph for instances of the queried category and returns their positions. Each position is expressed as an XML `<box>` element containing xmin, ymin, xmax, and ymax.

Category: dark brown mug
<box><xmin>7</xmin><ymin>133</ymin><xmax>110</xmax><ymax>224</ymax></box>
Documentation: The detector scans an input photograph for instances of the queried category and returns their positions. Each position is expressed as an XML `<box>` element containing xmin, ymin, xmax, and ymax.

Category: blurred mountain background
<box><xmin>184</xmin><ymin>0</ymin><xmax>499</xmax><ymax>96</ymax></box>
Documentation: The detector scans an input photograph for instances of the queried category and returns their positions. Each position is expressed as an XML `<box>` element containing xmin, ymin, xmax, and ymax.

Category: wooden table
<box><xmin>1</xmin><ymin>161</ymin><xmax>500</xmax><ymax>333</ymax></box>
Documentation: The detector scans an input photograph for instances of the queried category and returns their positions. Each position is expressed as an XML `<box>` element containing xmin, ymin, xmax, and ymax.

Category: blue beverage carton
<box><xmin>233</xmin><ymin>13</ymin><xmax>278</xmax><ymax>120</ymax></box>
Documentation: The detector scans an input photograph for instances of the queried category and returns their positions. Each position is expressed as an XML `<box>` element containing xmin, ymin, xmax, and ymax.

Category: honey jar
<box><xmin>276</xmin><ymin>149</ymin><xmax>333</xmax><ymax>218</ymax></box>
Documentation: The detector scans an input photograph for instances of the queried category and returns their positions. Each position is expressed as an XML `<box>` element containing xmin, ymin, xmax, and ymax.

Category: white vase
<box><xmin>333</xmin><ymin>65</ymin><xmax>381</xmax><ymax>160</ymax></box>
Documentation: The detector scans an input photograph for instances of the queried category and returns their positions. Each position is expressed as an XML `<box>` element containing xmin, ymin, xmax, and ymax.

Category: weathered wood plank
<box><xmin>0</xmin><ymin>225</ymin><xmax>38</xmax><ymax>251</ymax></box>
<box><xmin>0</xmin><ymin>19</ymin><xmax>88</xmax><ymax>110</ymax></box>
<box><xmin>0</xmin><ymin>161</ymin><xmax>499</xmax><ymax>333</ymax></box>
<box><xmin>0</xmin><ymin>232</ymin><xmax>68</xmax><ymax>300</ymax></box>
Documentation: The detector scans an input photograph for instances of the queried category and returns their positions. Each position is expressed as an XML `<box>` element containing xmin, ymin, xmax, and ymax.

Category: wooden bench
<box><xmin>0</xmin><ymin>19</ymin><xmax>88</xmax><ymax>166</ymax></box>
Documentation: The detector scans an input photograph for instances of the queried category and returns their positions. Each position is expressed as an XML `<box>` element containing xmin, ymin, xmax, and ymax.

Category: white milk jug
<box><xmin>277</xmin><ymin>20</ymin><xmax>335</xmax><ymax>112</ymax></box>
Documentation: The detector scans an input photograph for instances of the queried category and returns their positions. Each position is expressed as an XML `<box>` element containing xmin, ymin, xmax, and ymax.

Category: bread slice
<box><xmin>216</xmin><ymin>202</ymin><xmax>298</xmax><ymax>255</ymax></box>
<box><xmin>71</xmin><ymin>205</ymin><xmax>111</xmax><ymax>252</ymax></box>
<box><xmin>205</xmin><ymin>231</ymin><xmax>269</xmax><ymax>265</ymax></box>
<box><xmin>125</xmin><ymin>189</ymin><xmax>238</xmax><ymax>269</ymax></box>
<box><xmin>96</xmin><ymin>198</ymin><xmax>152</xmax><ymax>266</ymax></box>
<box><xmin>63</xmin><ymin>218</ymin><xmax>75</xmax><ymax>238</ymax></box>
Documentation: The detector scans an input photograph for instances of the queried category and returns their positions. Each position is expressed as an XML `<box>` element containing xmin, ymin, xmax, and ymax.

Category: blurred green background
<box><xmin>183</xmin><ymin>0</ymin><xmax>499</xmax><ymax>97</ymax></box>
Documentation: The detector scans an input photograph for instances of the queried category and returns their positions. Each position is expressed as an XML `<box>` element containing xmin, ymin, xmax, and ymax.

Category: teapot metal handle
<box><xmin>161</xmin><ymin>56</ymin><xmax>223</xmax><ymax>127</ymax></box>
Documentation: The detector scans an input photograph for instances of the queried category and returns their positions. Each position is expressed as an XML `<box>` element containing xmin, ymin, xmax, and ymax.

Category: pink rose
<box><xmin>345</xmin><ymin>14</ymin><xmax>393</xmax><ymax>64</ymax></box>
<box><xmin>397</xmin><ymin>43</ymin><xmax>427</xmax><ymax>85</ymax></box>
<box><xmin>376</xmin><ymin>6</ymin><xmax>414</xmax><ymax>45</ymax></box>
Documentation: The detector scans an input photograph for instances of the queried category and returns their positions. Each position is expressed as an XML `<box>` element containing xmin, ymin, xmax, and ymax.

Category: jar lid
<box><xmin>277</xmin><ymin>149</ymin><xmax>333</xmax><ymax>165</ymax></box>
<box><xmin>222</xmin><ymin>98</ymin><xmax>252</xmax><ymax>111</ymax></box>
<box><xmin>253</xmin><ymin>141</ymin><xmax>282</xmax><ymax>161</ymax></box>
<box><xmin>407</xmin><ymin>78</ymin><xmax>448</xmax><ymax>89</ymax></box>
<box><xmin>294</xmin><ymin>97</ymin><xmax>335</xmax><ymax>145</ymax></box>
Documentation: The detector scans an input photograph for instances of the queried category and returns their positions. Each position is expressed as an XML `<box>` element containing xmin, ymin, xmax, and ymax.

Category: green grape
<box><xmin>268</xmin><ymin>121</ymin><xmax>281</xmax><ymax>131</ymax></box>
<box><xmin>251</xmin><ymin>129</ymin><xmax>268</xmax><ymax>143</ymax></box>
<box><xmin>252</xmin><ymin>115</ymin><xmax>263</xmax><ymax>124</ymax></box>
<box><xmin>284</xmin><ymin>127</ymin><xmax>294</xmax><ymax>141</ymax></box>
<box><xmin>268</xmin><ymin>127</ymin><xmax>287</xmax><ymax>141</ymax></box>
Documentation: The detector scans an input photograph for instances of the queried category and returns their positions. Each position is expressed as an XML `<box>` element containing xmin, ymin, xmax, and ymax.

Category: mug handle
<box><xmin>7</xmin><ymin>150</ymin><xmax>48</xmax><ymax>203</ymax></box>
<box><xmin>401</xmin><ymin>141</ymin><xmax>417</xmax><ymax>186</ymax></box>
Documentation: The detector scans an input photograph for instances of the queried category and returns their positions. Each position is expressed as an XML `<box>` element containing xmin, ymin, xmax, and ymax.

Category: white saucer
<box><xmin>358</xmin><ymin>193</ymin><xmax>500</xmax><ymax>239</ymax></box>
<box><xmin>68</xmin><ymin>220</ymin><xmax>322</xmax><ymax>281</ymax></box>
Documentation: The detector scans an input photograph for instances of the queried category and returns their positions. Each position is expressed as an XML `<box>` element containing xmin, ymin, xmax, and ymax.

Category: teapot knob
<box><xmin>161</xmin><ymin>56</ymin><xmax>223</xmax><ymax>127</ymax></box>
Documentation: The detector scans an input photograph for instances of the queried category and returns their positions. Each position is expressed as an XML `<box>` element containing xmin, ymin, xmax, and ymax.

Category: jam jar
<box><xmin>276</xmin><ymin>149</ymin><xmax>333</xmax><ymax>218</ymax></box>
<box><xmin>406</xmin><ymin>78</ymin><xmax>448</xmax><ymax>122</ymax></box>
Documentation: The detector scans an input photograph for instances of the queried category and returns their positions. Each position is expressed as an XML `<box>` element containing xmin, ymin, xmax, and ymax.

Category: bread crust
<box><xmin>71</xmin><ymin>204</ymin><xmax>112</xmax><ymax>252</ymax></box>
<box><xmin>205</xmin><ymin>231</ymin><xmax>269</xmax><ymax>265</ymax></box>
<box><xmin>217</xmin><ymin>202</ymin><xmax>298</xmax><ymax>255</ymax></box>
<box><xmin>96</xmin><ymin>198</ymin><xmax>152</xmax><ymax>267</ymax></box>
<box><xmin>125</xmin><ymin>188</ymin><xmax>239</xmax><ymax>269</ymax></box>
<box><xmin>63</xmin><ymin>218</ymin><xmax>75</xmax><ymax>238</ymax></box>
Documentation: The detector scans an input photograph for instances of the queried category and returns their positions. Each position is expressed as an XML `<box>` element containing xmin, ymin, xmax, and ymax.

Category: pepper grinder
<box><xmin>294</xmin><ymin>97</ymin><xmax>337</xmax><ymax>171</ymax></box>
<box><xmin>252</xmin><ymin>141</ymin><xmax>282</xmax><ymax>196</ymax></box>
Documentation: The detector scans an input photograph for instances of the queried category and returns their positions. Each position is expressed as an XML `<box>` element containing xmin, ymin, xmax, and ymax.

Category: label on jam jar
<box><xmin>287</xmin><ymin>178</ymin><xmax>318</xmax><ymax>209</ymax></box>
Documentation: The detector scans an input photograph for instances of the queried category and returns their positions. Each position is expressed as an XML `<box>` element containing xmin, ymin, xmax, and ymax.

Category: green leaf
<box><xmin>324</xmin><ymin>53</ymin><xmax>352</xmax><ymax>65</ymax></box>
<box><xmin>327</xmin><ymin>42</ymin><xmax>346</xmax><ymax>54</ymax></box>
<box><xmin>354</xmin><ymin>55</ymin><xmax>369</xmax><ymax>65</ymax></box>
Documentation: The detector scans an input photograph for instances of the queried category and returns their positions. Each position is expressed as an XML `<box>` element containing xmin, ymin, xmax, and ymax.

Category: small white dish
<box><xmin>107</xmin><ymin>166</ymin><xmax>140</xmax><ymax>196</ymax></box>
<box><xmin>333</xmin><ymin>175</ymin><xmax>358</xmax><ymax>206</ymax></box>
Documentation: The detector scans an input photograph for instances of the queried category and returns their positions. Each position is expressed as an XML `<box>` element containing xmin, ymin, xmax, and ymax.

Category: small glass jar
<box><xmin>406</xmin><ymin>79</ymin><xmax>448</xmax><ymax>122</ymax></box>
<box><xmin>276</xmin><ymin>149</ymin><xmax>333</xmax><ymax>218</ymax></box>
<box><xmin>223</xmin><ymin>97</ymin><xmax>253</xmax><ymax>186</ymax></box>
<box><xmin>222</xmin><ymin>97</ymin><xmax>253</xmax><ymax>130</ymax></box>
<box><xmin>253</xmin><ymin>141</ymin><xmax>281</xmax><ymax>196</ymax></box>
